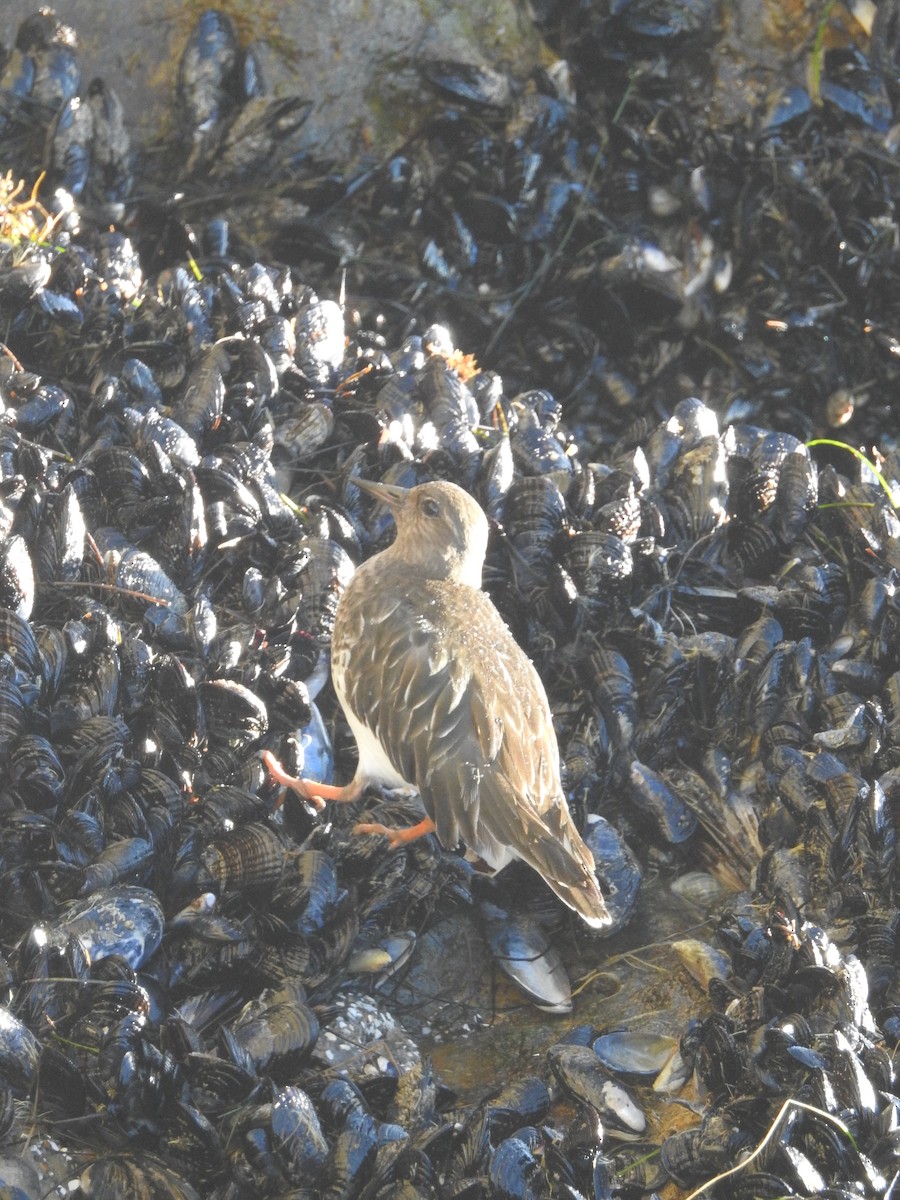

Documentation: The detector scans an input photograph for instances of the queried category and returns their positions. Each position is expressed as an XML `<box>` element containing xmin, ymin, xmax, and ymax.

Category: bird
<box><xmin>264</xmin><ymin>477</ymin><xmax>611</xmax><ymax>929</ymax></box>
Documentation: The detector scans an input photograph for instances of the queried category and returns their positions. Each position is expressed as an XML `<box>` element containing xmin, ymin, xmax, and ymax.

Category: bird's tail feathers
<box><xmin>504</xmin><ymin>795</ymin><xmax>613</xmax><ymax>929</ymax></box>
<box><xmin>544</xmin><ymin>868</ymin><xmax>611</xmax><ymax>929</ymax></box>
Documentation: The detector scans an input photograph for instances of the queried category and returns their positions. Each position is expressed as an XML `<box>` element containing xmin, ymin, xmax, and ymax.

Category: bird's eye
<box><xmin>421</xmin><ymin>497</ymin><xmax>440</xmax><ymax>518</ymax></box>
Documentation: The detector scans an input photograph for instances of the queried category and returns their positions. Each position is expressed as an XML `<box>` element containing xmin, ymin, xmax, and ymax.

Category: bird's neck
<box><xmin>372</xmin><ymin>543</ymin><xmax>483</xmax><ymax>590</ymax></box>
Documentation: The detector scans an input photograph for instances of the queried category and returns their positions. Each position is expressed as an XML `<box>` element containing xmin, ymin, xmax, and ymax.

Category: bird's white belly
<box><xmin>344</xmin><ymin>707</ymin><xmax>413</xmax><ymax>790</ymax></box>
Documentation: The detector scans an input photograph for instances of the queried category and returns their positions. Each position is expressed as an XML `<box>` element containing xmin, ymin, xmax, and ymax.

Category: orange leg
<box><xmin>353</xmin><ymin>817</ymin><xmax>436</xmax><ymax>850</ymax></box>
<box><xmin>262</xmin><ymin>750</ymin><xmax>365</xmax><ymax>811</ymax></box>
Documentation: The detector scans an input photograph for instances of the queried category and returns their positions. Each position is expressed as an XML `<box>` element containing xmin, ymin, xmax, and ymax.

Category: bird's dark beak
<box><xmin>354</xmin><ymin>478</ymin><xmax>408</xmax><ymax>510</ymax></box>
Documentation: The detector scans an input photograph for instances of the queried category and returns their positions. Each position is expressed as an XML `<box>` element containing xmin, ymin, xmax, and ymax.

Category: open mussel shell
<box><xmin>670</xmin><ymin>939</ymin><xmax>730</xmax><ymax>991</ymax></box>
<box><xmin>669</xmin><ymin>870</ymin><xmax>725</xmax><ymax>911</ymax></box>
<box><xmin>480</xmin><ymin>902</ymin><xmax>572</xmax><ymax>1014</ymax></box>
<box><xmin>347</xmin><ymin>931</ymin><xmax>416</xmax><ymax>980</ymax></box>
<box><xmin>548</xmin><ymin>1044</ymin><xmax>646</xmax><ymax>1140</ymax></box>
<box><xmin>592</xmin><ymin>1030</ymin><xmax>679</xmax><ymax>1079</ymax></box>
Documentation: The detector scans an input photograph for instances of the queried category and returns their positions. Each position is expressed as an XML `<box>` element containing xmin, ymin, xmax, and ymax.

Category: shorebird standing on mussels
<box><xmin>265</xmin><ymin>477</ymin><xmax>611</xmax><ymax>929</ymax></box>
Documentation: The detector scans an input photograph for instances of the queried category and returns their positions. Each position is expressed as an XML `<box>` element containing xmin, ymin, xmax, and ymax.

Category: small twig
<box><xmin>49</xmin><ymin>580</ymin><xmax>174</xmax><ymax>606</ymax></box>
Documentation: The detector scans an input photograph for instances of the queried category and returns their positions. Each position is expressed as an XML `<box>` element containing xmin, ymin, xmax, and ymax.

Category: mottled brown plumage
<box><xmin>265</xmin><ymin>478</ymin><xmax>610</xmax><ymax>928</ymax></box>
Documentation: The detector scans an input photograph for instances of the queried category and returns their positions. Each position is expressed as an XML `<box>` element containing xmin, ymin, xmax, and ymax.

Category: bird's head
<box><xmin>356</xmin><ymin>478</ymin><xmax>489</xmax><ymax>587</ymax></box>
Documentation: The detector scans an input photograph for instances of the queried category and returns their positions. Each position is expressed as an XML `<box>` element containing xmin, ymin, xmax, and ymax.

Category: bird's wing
<box><xmin>430</xmin><ymin>682</ymin><xmax>607</xmax><ymax>924</ymax></box>
<box><xmin>350</xmin><ymin>582</ymin><xmax>568</xmax><ymax>823</ymax></box>
<box><xmin>337</xmin><ymin>583</ymin><xmax>473</xmax><ymax>804</ymax></box>
<box><xmin>337</xmin><ymin>576</ymin><xmax>608</xmax><ymax>924</ymax></box>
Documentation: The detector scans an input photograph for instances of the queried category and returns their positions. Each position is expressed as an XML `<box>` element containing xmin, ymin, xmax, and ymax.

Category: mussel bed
<box><xmin>1</xmin><ymin>3</ymin><xmax>900</xmax><ymax>1199</ymax></box>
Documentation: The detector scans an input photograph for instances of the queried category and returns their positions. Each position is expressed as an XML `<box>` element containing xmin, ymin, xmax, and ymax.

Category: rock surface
<box><xmin>1</xmin><ymin>0</ymin><xmax>545</xmax><ymax>160</ymax></box>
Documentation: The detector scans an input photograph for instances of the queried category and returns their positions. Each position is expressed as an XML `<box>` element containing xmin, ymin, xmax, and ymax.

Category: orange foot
<box><xmin>352</xmin><ymin>817</ymin><xmax>437</xmax><ymax>850</ymax></box>
<box><xmin>262</xmin><ymin>750</ymin><xmax>365</xmax><ymax>811</ymax></box>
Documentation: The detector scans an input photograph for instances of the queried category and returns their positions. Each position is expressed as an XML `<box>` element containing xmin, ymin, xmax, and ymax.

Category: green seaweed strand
<box><xmin>806</xmin><ymin>437</ymin><xmax>898</xmax><ymax>509</ymax></box>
